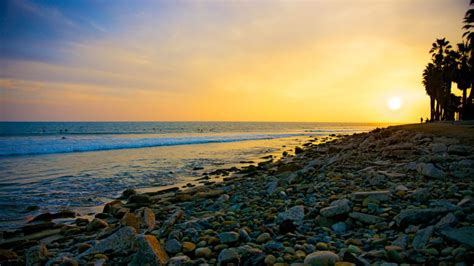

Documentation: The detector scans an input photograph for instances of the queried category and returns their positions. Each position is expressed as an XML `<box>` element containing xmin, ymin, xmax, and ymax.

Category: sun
<box><xmin>387</xmin><ymin>97</ymin><xmax>403</xmax><ymax>111</ymax></box>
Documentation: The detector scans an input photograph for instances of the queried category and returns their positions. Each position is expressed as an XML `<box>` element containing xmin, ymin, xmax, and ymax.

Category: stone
<box><xmin>351</xmin><ymin>191</ymin><xmax>391</xmax><ymax>202</ymax></box>
<box><xmin>265</xmin><ymin>254</ymin><xmax>277</xmax><ymax>265</ymax></box>
<box><xmin>447</xmin><ymin>145</ymin><xmax>470</xmax><ymax>155</ymax></box>
<box><xmin>130</xmin><ymin>234</ymin><xmax>169</xmax><ymax>265</ymax></box>
<box><xmin>320</xmin><ymin>199</ymin><xmax>351</xmax><ymax>217</ymax></box>
<box><xmin>434</xmin><ymin>213</ymin><xmax>457</xmax><ymax>230</ymax></box>
<box><xmin>304</xmin><ymin>251</ymin><xmax>340</xmax><ymax>266</ymax></box>
<box><xmin>267</xmin><ymin>181</ymin><xmax>279</xmax><ymax>195</ymax></box>
<box><xmin>391</xmin><ymin>234</ymin><xmax>408</xmax><ymax>249</ymax></box>
<box><xmin>218</xmin><ymin>231</ymin><xmax>239</xmax><ymax>244</ymax></box>
<box><xmin>86</xmin><ymin>218</ymin><xmax>108</xmax><ymax>232</ymax></box>
<box><xmin>182</xmin><ymin>241</ymin><xmax>196</xmax><ymax>253</ymax></box>
<box><xmin>122</xmin><ymin>188</ymin><xmax>137</xmax><ymax>198</ymax></box>
<box><xmin>331</xmin><ymin>222</ymin><xmax>347</xmax><ymax>233</ymax></box>
<box><xmin>349</xmin><ymin>212</ymin><xmax>384</xmax><ymax>224</ymax></box>
<box><xmin>218</xmin><ymin>248</ymin><xmax>240</xmax><ymax>265</ymax></box>
<box><xmin>135</xmin><ymin>207</ymin><xmax>156</xmax><ymax>231</ymax></box>
<box><xmin>168</xmin><ymin>255</ymin><xmax>191</xmax><ymax>266</ymax></box>
<box><xmin>239</xmin><ymin>228</ymin><xmax>251</xmax><ymax>242</ymax></box>
<box><xmin>256</xmin><ymin>232</ymin><xmax>272</xmax><ymax>244</ymax></box>
<box><xmin>195</xmin><ymin>247</ymin><xmax>212</xmax><ymax>258</ymax></box>
<box><xmin>416</xmin><ymin>163</ymin><xmax>446</xmax><ymax>179</ymax></box>
<box><xmin>440</xmin><ymin>226</ymin><xmax>474</xmax><ymax>248</ymax></box>
<box><xmin>77</xmin><ymin>226</ymin><xmax>136</xmax><ymax>257</ymax></box>
<box><xmin>346</xmin><ymin>245</ymin><xmax>362</xmax><ymax>255</ymax></box>
<box><xmin>0</xmin><ymin>249</ymin><xmax>18</xmax><ymax>261</ymax></box>
<box><xmin>165</xmin><ymin>239</ymin><xmax>182</xmax><ymax>254</ymax></box>
<box><xmin>25</xmin><ymin>243</ymin><xmax>48</xmax><ymax>266</ymax></box>
<box><xmin>277</xmin><ymin>205</ymin><xmax>305</xmax><ymax>225</ymax></box>
<box><xmin>412</xmin><ymin>226</ymin><xmax>433</xmax><ymax>250</ymax></box>
<box><xmin>120</xmin><ymin>212</ymin><xmax>140</xmax><ymax>232</ymax></box>
<box><xmin>128</xmin><ymin>193</ymin><xmax>151</xmax><ymax>204</ymax></box>
<box><xmin>393</xmin><ymin>208</ymin><xmax>450</xmax><ymax>227</ymax></box>
<box><xmin>411</xmin><ymin>188</ymin><xmax>430</xmax><ymax>201</ymax></box>
<box><xmin>102</xmin><ymin>200</ymin><xmax>123</xmax><ymax>215</ymax></box>
<box><xmin>430</xmin><ymin>143</ymin><xmax>447</xmax><ymax>153</ymax></box>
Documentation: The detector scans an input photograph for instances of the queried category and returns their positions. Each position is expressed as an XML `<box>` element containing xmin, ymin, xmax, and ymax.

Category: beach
<box><xmin>0</xmin><ymin>122</ymin><xmax>473</xmax><ymax>265</ymax></box>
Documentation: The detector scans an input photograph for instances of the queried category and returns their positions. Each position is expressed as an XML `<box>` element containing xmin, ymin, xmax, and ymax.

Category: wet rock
<box><xmin>320</xmin><ymin>199</ymin><xmax>351</xmax><ymax>217</ymax></box>
<box><xmin>168</xmin><ymin>255</ymin><xmax>191</xmax><ymax>265</ymax></box>
<box><xmin>135</xmin><ymin>207</ymin><xmax>156</xmax><ymax>231</ymax></box>
<box><xmin>122</xmin><ymin>188</ymin><xmax>137</xmax><ymax>198</ymax></box>
<box><xmin>130</xmin><ymin>234</ymin><xmax>169</xmax><ymax>265</ymax></box>
<box><xmin>120</xmin><ymin>212</ymin><xmax>140</xmax><ymax>231</ymax></box>
<box><xmin>412</xmin><ymin>226</ymin><xmax>433</xmax><ymax>250</ymax></box>
<box><xmin>256</xmin><ymin>232</ymin><xmax>272</xmax><ymax>243</ymax></box>
<box><xmin>349</xmin><ymin>212</ymin><xmax>384</xmax><ymax>224</ymax></box>
<box><xmin>434</xmin><ymin>213</ymin><xmax>457</xmax><ymax>230</ymax></box>
<box><xmin>102</xmin><ymin>200</ymin><xmax>124</xmax><ymax>215</ymax></box>
<box><xmin>393</xmin><ymin>208</ymin><xmax>450</xmax><ymax>227</ymax></box>
<box><xmin>277</xmin><ymin>205</ymin><xmax>305</xmax><ymax>225</ymax></box>
<box><xmin>218</xmin><ymin>231</ymin><xmax>239</xmax><ymax>244</ymax></box>
<box><xmin>165</xmin><ymin>239</ymin><xmax>182</xmax><ymax>254</ymax></box>
<box><xmin>217</xmin><ymin>248</ymin><xmax>240</xmax><ymax>265</ymax></box>
<box><xmin>304</xmin><ymin>251</ymin><xmax>340</xmax><ymax>266</ymax></box>
<box><xmin>195</xmin><ymin>247</ymin><xmax>212</xmax><ymax>258</ymax></box>
<box><xmin>78</xmin><ymin>226</ymin><xmax>136</xmax><ymax>257</ymax></box>
<box><xmin>128</xmin><ymin>194</ymin><xmax>151</xmax><ymax>204</ymax></box>
<box><xmin>25</xmin><ymin>243</ymin><xmax>48</xmax><ymax>266</ymax></box>
<box><xmin>30</xmin><ymin>210</ymin><xmax>77</xmax><ymax>223</ymax></box>
<box><xmin>440</xmin><ymin>226</ymin><xmax>474</xmax><ymax>248</ymax></box>
<box><xmin>86</xmin><ymin>218</ymin><xmax>108</xmax><ymax>232</ymax></box>
<box><xmin>416</xmin><ymin>163</ymin><xmax>446</xmax><ymax>179</ymax></box>
<box><xmin>352</xmin><ymin>191</ymin><xmax>391</xmax><ymax>202</ymax></box>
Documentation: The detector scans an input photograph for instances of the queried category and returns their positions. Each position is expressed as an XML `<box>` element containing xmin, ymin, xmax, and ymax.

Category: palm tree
<box><xmin>462</xmin><ymin>1</ymin><xmax>474</xmax><ymax>119</ymax></box>
<box><xmin>429</xmin><ymin>38</ymin><xmax>453</xmax><ymax>120</ymax></box>
<box><xmin>454</xmin><ymin>43</ymin><xmax>471</xmax><ymax>118</ymax></box>
<box><xmin>422</xmin><ymin>63</ymin><xmax>444</xmax><ymax>121</ymax></box>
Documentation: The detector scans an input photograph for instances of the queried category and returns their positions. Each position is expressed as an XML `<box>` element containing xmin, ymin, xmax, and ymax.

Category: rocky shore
<box><xmin>1</xmin><ymin>123</ymin><xmax>474</xmax><ymax>265</ymax></box>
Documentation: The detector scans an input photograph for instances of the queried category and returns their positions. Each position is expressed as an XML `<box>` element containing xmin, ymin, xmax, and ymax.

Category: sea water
<box><xmin>0</xmin><ymin>122</ymin><xmax>385</xmax><ymax>228</ymax></box>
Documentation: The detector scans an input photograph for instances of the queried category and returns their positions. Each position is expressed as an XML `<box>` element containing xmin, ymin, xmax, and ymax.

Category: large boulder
<box><xmin>276</xmin><ymin>205</ymin><xmax>305</xmax><ymax>225</ymax></box>
<box><xmin>304</xmin><ymin>251</ymin><xmax>340</xmax><ymax>266</ymax></box>
<box><xmin>130</xmin><ymin>235</ymin><xmax>169</xmax><ymax>265</ymax></box>
<box><xmin>441</xmin><ymin>227</ymin><xmax>474</xmax><ymax>248</ymax></box>
<box><xmin>77</xmin><ymin>226</ymin><xmax>136</xmax><ymax>258</ymax></box>
<box><xmin>394</xmin><ymin>208</ymin><xmax>450</xmax><ymax>227</ymax></box>
<box><xmin>416</xmin><ymin>163</ymin><xmax>446</xmax><ymax>179</ymax></box>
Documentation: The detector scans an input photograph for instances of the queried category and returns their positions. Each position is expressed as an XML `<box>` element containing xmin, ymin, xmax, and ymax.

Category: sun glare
<box><xmin>387</xmin><ymin>97</ymin><xmax>402</xmax><ymax>111</ymax></box>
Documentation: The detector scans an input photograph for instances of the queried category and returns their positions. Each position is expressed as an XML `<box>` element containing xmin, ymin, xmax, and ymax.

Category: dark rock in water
<box><xmin>441</xmin><ymin>227</ymin><xmax>474</xmax><ymax>248</ymax></box>
<box><xmin>412</xmin><ymin>226</ymin><xmax>433</xmax><ymax>250</ymax></box>
<box><xmin>26</xmin><ymin>205</ymin><xmax>39</xmax><ymax>212</ymax></box>
<box><xmin>122</xmin><ymin>188</ymin><xmax>137</xmax><ymax>198</ymax></box>
<box><xmin>393</xmin><ymin>208</ymin><xmax>450</xmax><ymax>227</ymax></box>
<box><xmin>30</xmin><ymin>210</ymin><xmax>76</xmax><ymax>223</ymax></box>
<box><xmin>193</xmin><ymin>166</ymin><xmax>204</xmax><ymax>170</ymax></box>
<box><xmin>130</xmin><ymin>234</ymin><xmax>169</xmax><ymax>265</ymax></box>
<box><xmin>128</xmin><ymin>194</ymin><xmax>151</xmax><ymax>204</ymax></box>
<box><xmin>22</xmin><ymin>222</ymin><xmax>55</xmax><ymax>234</ymax></box>
<box><xmin>279</xmin><ymin>220</ymin><xmax>297</xmax><ymax>234</ymax></box>
<box><xmin>218</xmin><ymin>248</ymin><xmax>240</xmax><ymax>265</ymax></box>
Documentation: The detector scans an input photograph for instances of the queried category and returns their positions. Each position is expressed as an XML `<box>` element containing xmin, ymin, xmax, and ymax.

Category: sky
<box><xmin>0</xmin><ymin>0</ymin><xmax>470</xmax><ymax>123</ymax></box>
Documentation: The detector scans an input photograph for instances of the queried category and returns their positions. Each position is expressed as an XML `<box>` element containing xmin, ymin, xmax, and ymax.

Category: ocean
<box><xmin>0</xmin><ymin>122</ymin><xmax>386</xmax><ymax>228</ymax></box>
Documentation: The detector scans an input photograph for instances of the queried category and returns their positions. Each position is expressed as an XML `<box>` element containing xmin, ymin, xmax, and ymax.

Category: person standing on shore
<box><xmin>420</xmin><ymin>117</ymin><xmax>423</xmax><ymax>124</ymax></box>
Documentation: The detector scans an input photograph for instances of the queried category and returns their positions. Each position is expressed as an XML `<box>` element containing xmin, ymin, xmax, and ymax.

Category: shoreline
<box><xmin>1</xmin><ymin>123</ymin><xmax>473</xmax><ymax>265</ymax></box>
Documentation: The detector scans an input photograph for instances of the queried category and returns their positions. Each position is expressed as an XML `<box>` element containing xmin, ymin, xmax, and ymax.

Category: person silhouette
<box><xmin>420</xmin><ymin>117</ymin><xmax>423</xmax><ymax>124</ymax></box>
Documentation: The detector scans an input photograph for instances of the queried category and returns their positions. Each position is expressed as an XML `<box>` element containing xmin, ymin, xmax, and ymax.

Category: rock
<box><xmin>78</xmin><ymin>226</ymin><xmax>136</xmax><ymax>257</ymax></box>
<box><xmin>122</xmin><ymin>188</ymin><xmax>137</xmax><ymax>198</ymax></box>
<box><xmin>320</xmin><ymin>199</ymin><xmax>351</xmax><ymax>217</ymax></box>
<box><xmin>331</xmin><ymin>222</ymin><xmax>347</xmax><ymax>233</ymax></box>
<box><xmin>440</xmin><ymin>226</ymin><xmax>474</xmax><ymax>248</ymax></box>
<box><xmin>0</xmin><ymin>249</ymin><xmax>18</xmax><ymax>261</ymax></box>
<box><xmin>393</xmin><ymin>208</ymin><xmax>450</xmax><ymax>227</ymax></box>
<box><xmin>263</xmin><ymin>241</ymin><xmax>284</xmax><ymax>252</ymax></box>
<box><xmin>346</xmin><ymin>245</ymin><xmax>362</xmax><ymax>255</ymax></box>
<box><xmin>218</xmin><ymin>231</ymin><xmax>239</xmax><ymax>244</ymax></box>
<box><xmin>351</xmin><ymin>191</ymin><xmax>391</xmax><ymax>202</ymax></box>
<box><xmin>265</xmin><ymin>254</ymin><xmax>277</xmax><ymax>265</ymax></box>
<box><xmin>279</xmin><ymin>220</ymin><xmax>297</xmax><ymax>234</ymax></box>
<box><xmin>304</xmin><ymin>251</ymin><xmax>340</xmax><ymax>266</ymax></box>
<box><xmin>411</xmin><ymin>188</ymin><xmax>430</xmax><ymax>201</ymax></box>
<box><xmin>447</xmin><ymin>145</ymin><xmax>470</xmax><ymax>155</ymax></box>
<box><xmin>128</xmin><ymin>194</ymin><xmax>151</xmax><ymax>204</ymax></box>
<box><xmin>218</xmin><ymin>248</ymin><xmax>240</xmax><ymax>265</ymax></box>
<box><xmin>412</xmin><ymin>226</ymin><xmax>433</xmax><ymax>250</ymax></box>
<box><xmin>391</xmin><ymin>234</ymin><xmax>408</xmax><ymax>249</ymax></box>
<box><xmin>25</xmin><ymin>243</ymin><xmax>48</xmax><ymax>266</ymax></box>
<box><xmin>102</xmin><ymin>200</ymin><xmax>123</xmax><ymax>215</ymax></box>
<box><xmin>277</xmin><ymin>205</ymin><xmax>305</xmax><ymax>225</ymax></box>
<box><xmin>182</xmin><ymin>242</ymin><xmax>196</xmax><ymax>253</ymax></box>
<box><xmin>86</xmin><ymin>218</ymin><xmax>108</xmax><ymax>232</ymax></box>
<box><xmin>430</xmin><ymin>143</ymin><xmax>447</xmax><ymax>153</ymax></box>
<box><xmin>30</xmin><ymin>210</ymin><xmax>77</xmax><ymax>223</ymax></box>
<box><xmin>416</xmin><ymin>163</ymin><xmax>446</xmax><ymax>179</ymax></box>
<box><xmin>239</xmin><ymin>228</ymin><xmax>251</xmax><ymax>242</ymax></box>
<box><xmin>434</xmin><ymin>213</ymin><xmax>457</xmax><ymax>230</ymax></box>
<box><xmin>195</xmin><ymin>247</ymin><xmax>212</xmax><ymax>258</ymax></box>
<box><xmin>135</xmin><ymin>207</ymin><xmax>156</xmax><ymax>231</ymax></box>
<box><xmin>349</xmin><ymin>212</ymin><xmax>384</xmax><ymax>224</ymax></box>
<box><xmin>165</xmin><ymin>239</ymin><xmax>182</xmax><ymax>254</ymax></box>
<box><xmin>217</xmin><ymin>194</ymin><xmax>230</xmax><ymax>202</ymax></box>
<box><xmin>130</xmin><ymin>234</ymin><xmax>169</xmax><ymax>265</ymax></box>
<box><xmin>120</xmin><ymin>213</ymin><xmax>140</xmax><ymax>231</ymax></box>
<box><xmin>256</xmin><ymin>232</ymin><xmax>272</xmax><ymax>243</ymax></box>
<box><xmin>168</xmin><ymin>255</ymin><xmax>191</xmax><ymax>265</ymax></box>
<box><xmin>267</xmin><ymin>181</ymin><xmax>279</xmax><ymax>195</ymax></box>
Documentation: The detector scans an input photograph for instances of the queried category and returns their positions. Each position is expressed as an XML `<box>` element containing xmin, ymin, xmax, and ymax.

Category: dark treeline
<box><xmin>422</xmin><ymin>1</ymin><xmax>474</xmax><ymax>121</ymax></box>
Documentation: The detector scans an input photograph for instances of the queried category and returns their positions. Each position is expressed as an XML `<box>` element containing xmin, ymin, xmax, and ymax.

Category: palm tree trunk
<box><xmin>430</xmin><ymin>96</ymin><xmax>435</xmax><ymax>121</ymax></box>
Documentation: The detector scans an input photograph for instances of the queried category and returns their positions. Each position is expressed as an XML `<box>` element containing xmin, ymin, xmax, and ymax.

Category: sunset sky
<box><xmin>0</xmin><ymin>0</ymin><xmax>470</xmax><ymax>122</ymax></box>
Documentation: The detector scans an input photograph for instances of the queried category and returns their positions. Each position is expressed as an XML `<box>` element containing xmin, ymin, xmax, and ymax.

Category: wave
<box><xmin>0</xmin><ymin>133</ymin><xmax>308</xmax><ymax>157</ymax></box>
